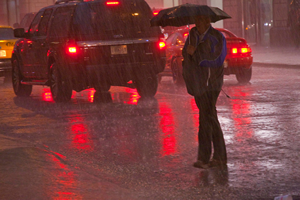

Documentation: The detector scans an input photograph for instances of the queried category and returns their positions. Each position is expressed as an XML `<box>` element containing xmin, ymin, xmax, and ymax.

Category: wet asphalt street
<box><xmin>1</xmin><ymin>65</ymin><xmax>300</xmax><ymax>200</ymax></box>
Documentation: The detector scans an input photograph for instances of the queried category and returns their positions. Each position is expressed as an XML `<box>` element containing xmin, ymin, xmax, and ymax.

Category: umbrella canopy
<box><xmin>150</xmin><ymin>4</ymin><xmax>231</xmax><ymax>27</ymax></box>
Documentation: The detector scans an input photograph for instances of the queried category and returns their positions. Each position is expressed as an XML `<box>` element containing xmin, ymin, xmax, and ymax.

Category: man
<box><xmin>182</xmin><ymin>15</ymin><xmax>227</xmax><ymax>169</ymax></box>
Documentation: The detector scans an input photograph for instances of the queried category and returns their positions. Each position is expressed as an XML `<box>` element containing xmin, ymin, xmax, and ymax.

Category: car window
<box><xmin>28</xmin><ymin>11</ymin><xmax>43</xmax><ymax>36</ymax></box>
<box><xmin>220</xmin><ymin>30</ymin><xmax>235</xmax><ymax>38</ymax></box>
<box><xmin>20</xmin><ymin>13</ymin><xmax>36</xmax><ymax>30</ymax></box>
<box><xmin>166</xmin><ymin>33</ymin><xmax>177</xmax><ymax>46</ymax></box>
<box><xmin>37</xmin><ymin>9</ymin><xmax>53</xmax><ymax>36</ymax></box>
<box><xmin>49</xmin><ymin>6</ymin><xmax>75</xmax><ymax>38</ymax></box>
<box><xmin>0</xmin><ymin>28</ymin><xmax>15</xmax><ymax>39</ymax></box>
<box><xmin>72</xmin><ymin>1</ymin><xmax>160</xmax><ymax>40</ymax></box>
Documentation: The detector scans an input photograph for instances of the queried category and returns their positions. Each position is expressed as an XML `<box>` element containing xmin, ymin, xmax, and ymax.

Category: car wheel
<box><xmin>236</xmin><ymin>67</ymin><xmax>252</xmax><ymax>84</ymax></box>
<box><xmin>171</xmin><ymin>59</ymin><xmax>184</xmax><ymax>86</ymax></box>
<box><xmin>12</xmin><ymin>58</ymin><xmax>32</xmax><ymax>97</ymax></box>
<box><xmin>135</xmin><ymin>73</ymin><xmax>158</xmax><ymax>98</ymax></box>
<box><xmin>50</xmin><ymin>62</ymin><xmax>72</xmax><ymax>102</ymax></box>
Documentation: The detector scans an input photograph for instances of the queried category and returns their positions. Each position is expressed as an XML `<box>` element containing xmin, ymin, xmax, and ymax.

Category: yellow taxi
<box><xmin>0</xmin><ymin>26</ymin><xmax>18</xmax><ymax>77</ymax></box>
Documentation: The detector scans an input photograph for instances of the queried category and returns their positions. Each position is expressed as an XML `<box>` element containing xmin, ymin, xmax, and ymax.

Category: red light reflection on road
<box><xmin>125</xmin><ymin>88</ymin><xmax>140</xmax><ymax>105</ymax></box>
<box><xmin>42</xmin><ymin>88</ymin><xmax>75</xmax><ymax>102</ymax></box>
<box><xmin>69</xmin><ymin>115</ymin><xmax>94</xmax><ymax>152</ymax></box>
<box><xmin>46</xmin><ymin>153</ymin><xmax>82</xmax><ymax>199</ymax></box>
<box><xmin>159</xmin><ymin>102</ymin><xmax>177</xmax><ymax>156</ymax></box>
<box><xmin>88</xmin><ymin>89</ymin><xmax>96</xmax><ymax>102</ymax></box>
<box><xmin>231</xmin><ymin>88</ymin><xmax>253</xmax><ymax>142</ymax></box>
<box><xmin>42</xmin><ymin>88</ymin><xmax>53</xmax><ymax>102</ymax></box>
<box><xmin>190</xmin><ymin>98</ymin><xmax>199</xmax><ymax>142</ymax></box>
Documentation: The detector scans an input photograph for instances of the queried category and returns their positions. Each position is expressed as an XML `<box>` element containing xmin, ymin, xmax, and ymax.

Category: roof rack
<box><xmin>55</xmin><ymin>0</ymin><xmax>83</xmax><ymax>4</ymax></box>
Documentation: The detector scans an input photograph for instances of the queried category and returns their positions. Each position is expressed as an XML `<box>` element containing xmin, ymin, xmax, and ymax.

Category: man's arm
<box><xmin>182</xmin><ymin>27</ymin><xmax>198</xmax><ymax>59</ymax></box>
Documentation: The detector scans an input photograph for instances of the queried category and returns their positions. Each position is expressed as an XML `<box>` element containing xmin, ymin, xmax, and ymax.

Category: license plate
<box><xmin>110</xmin><ymin>45</ymin><xmax>127</xmax><ymax>55</ymax></box>
<box><xmin>0</xmin><ymin>50</ymin><xmax>6</xmax><ymax>57</ymax></box>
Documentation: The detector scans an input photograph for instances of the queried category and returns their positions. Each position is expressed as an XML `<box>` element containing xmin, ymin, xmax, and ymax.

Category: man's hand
<box><xmin>187</xmin><ymin>45</ymin><xmax>196</xmax><ymax>55</ymax></box>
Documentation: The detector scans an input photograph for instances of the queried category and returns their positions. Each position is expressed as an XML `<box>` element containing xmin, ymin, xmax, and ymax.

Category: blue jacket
<box><xmin>182</xmin><ymin>25</ymin><xmax>227</xmax><ymax>96</ymax></box>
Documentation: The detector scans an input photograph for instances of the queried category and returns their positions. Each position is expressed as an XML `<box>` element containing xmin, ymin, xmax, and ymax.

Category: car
<box><xmin>159</xmin><ymin>27</ymin><xmax>253</xmax><ymax>84</ymax></box>
<box><xmin>13</xmin><ymin>12</ymin><xmax>37</xmax><ymax>32</ymax></box>
<box><xmin>0</xmin><ymin>26</ymin><xmax>18</xmax><ymax>78</ymax></box>
<box><xmin>12</xmin><ymin>0</ymin><xmax>166</xmax><ymax>102</ymax></box>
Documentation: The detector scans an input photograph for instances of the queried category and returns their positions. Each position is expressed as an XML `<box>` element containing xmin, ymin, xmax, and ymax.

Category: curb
<box><xmin>253</xmin><ymin>62</ymin><xmax>300</xmax><ymax>69</ymax></box>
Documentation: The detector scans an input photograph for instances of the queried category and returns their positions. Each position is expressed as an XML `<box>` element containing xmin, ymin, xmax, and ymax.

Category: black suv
<box><xmin>12</xmin><ymin>0</ymin><xmax>166</xmax><ymax>102</ymax></box>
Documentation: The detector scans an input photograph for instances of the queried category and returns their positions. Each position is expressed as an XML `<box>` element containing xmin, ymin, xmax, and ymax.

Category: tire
<box><xmin>135</xmin><ymin>73</ymin><xmax>158</xmax><ymax>98</ymax></box>
<box><xmin>236</xmin><ymin>67</ymin><xmax>252</xmax><ymax>84</ymax></box>
<box><xmin>49</xmin><ymin>62</ymin><xmax>72</xmax><ymax>102</ymax></box>
<box><xmin>171</xmin><ymin>59</ymin><xmax>185</xmax><ymax>86</ymax></box>
<box><xmin>12</xmin><ymin>58</ymin><xmax>32</xmax><ymax>97</ymax></box>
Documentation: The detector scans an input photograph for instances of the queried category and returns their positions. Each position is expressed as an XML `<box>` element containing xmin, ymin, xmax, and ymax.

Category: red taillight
<box><xmin>158</xmin><ymin>34</ymin><xmax>166</xmax><ymax>50</ymax></box>
<box><xmin>153</xmin><ymin>10</ymin><xmax>160</xmax><ymax>16</ymax></box>
<box><xmin>241</xmin><ymin>48</ymin><xmax>248</xmax><ymax>53</ymax></box>
<box><xmin>68</xmin><ymin>46</ymin><xmax>77</xmax><ymax>54</ymax></box>
<box><xmin>232</xmin><ymin>48</ymin><xmax>238</xmax><ymax>54</ymax></box>
<box><xmin>231</xmin><ymin>47</ymin><xmax>251</xmax><ymax>54</ymax></box>
<box><xmin>66</xmin><ymin>44</ymin><xmax>79</xmax><ymax>55</ymax></box>
<box><xmin>158</xmin><ymin>41</ymin><xmax>166</xmax><ymax>50</ymax></box>
<box><xmin>106</xmin><ymin>1</ymin><xmax>119</xmax><ymax>5</ymax></box>
<box><xmin>246</xmin><ymin>47</ymin><xmax>252</xmax><ymax>53</ymax></box>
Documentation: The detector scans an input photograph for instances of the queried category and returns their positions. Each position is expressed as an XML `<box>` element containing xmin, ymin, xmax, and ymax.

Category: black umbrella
<box><xmin>150</xmin><ymin>4</ymin><xmax>231</xmax><ymax>27</ymax></box>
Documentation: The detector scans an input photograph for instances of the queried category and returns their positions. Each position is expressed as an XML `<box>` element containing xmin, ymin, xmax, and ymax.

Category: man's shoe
<box><xmin>209</xmin><ymin>159</ymin><xmax>227</xmax><ymax>168</ymax></box>
<box><xmin>193</xmin><ymin>160</ymin><xmax>210</xmax><ymax>169</ymax></box>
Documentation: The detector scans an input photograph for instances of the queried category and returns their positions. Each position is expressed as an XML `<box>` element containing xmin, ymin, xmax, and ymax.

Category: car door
<box><xmin>32</xmin><ymin>8</ymin><xmax>53</xmax><ymax>79</ymax></box>
<box><xmin>19</xmin><ymin>11</ymin><xmax>43</xmax><ymax>78</ymax></box>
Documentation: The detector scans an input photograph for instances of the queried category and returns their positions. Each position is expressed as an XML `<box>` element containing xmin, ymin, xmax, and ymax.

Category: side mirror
<box><xmin>14</xmin><ymin>28</ymin><xmax>26</xmax><ymax>38</ymax></box>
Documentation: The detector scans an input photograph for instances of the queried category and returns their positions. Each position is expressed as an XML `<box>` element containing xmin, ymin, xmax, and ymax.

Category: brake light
<box><xmin>241</xmin><ymin>48</ymin><xmax>248</xmax><ymax>53</ymax></box>
<box><xmin>158</xmin><ymin>34</ymin><xmax>166</xmax><ymax>50</ymax></box>
<box><xmin>153</xmin><ymin>10</ymin><xmax>160</xmax><ymax>16</ymax></box>
<box><xmin>231</xmin><ymin>47</ymin><xmax>251</xmax><ymax>54</ymax></box>
<box><xmin>68</xmin><ymin>46</ymin><xmax>77</xmax><ymax>54</ymax></box>
<box><xmin>106</xmin><ymin>1</ymin><xmax>119</xmax><ymax>5</ymax></box>
<box><xmin>159</xmin><ymin>41</ymin><xmax>166</xmax><ymax>50</ymax></box>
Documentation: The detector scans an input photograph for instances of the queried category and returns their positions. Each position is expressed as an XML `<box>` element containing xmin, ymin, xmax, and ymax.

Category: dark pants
<box><xmin>194</xmin><ymin>90</ymin><xmax>227</xmax><ymax>163</ymax></box>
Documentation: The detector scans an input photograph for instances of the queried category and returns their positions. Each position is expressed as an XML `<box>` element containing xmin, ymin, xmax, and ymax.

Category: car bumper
<box><xmin>224</xmin><ymin>56</ymin><xmax>253</xmax><ymax>75</ymax></box>
<box><xmin>67</xmin><ymin>60</ymin><xmax>166</xmax><ymax>91</ymax></box>
<box><xmin>226</xmin><ymin>56</ymin><xmax>253</xmax><ymax>67</ymax></box>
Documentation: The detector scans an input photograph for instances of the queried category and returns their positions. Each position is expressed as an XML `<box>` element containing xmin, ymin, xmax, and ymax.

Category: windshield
<box><xmin>72</xmin><ymin>1</ymin><xmax>161</xmax><ymax>40</ymax></box>
<box><xmin>0</xmin><ymin>28</ymin><xmax>15</xmax><ymax>40</ymax></box>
